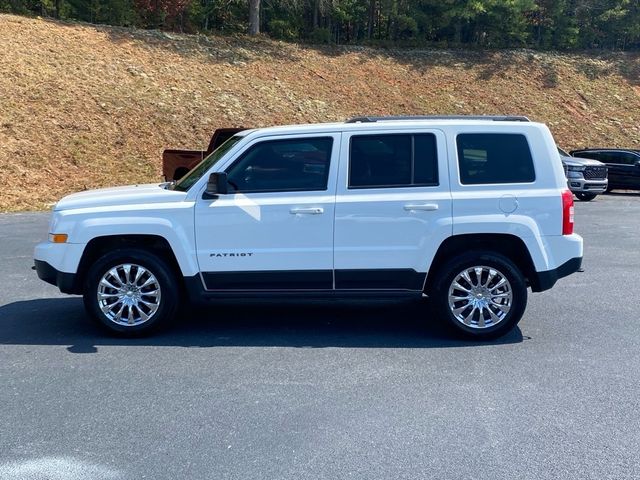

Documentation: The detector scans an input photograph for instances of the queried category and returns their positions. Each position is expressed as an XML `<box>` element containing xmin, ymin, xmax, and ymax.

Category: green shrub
<box><xmin>267</xmin><ymin>19</ymin><xmax>297</xmax><ymax>41</ymax></box>
<box><xmin>394</xmin><ymin>14</ymin><xmax>418</xmax><ymax>40</ymax></box>
<box><xmin>309</xmin><ymin>27</ymin><xmax>331</xmax><ymax>44</ymax></box>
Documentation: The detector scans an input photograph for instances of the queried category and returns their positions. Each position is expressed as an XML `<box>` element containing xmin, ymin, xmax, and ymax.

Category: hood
<box><xmin>54</xmin><ymin>183</ymin><xmax>188</xmax><ymax>211</ymax></box>
<box><xmin>560</xmin><ymin>155</ymin><xmax>605</xmax><ymax>167</ymax></box>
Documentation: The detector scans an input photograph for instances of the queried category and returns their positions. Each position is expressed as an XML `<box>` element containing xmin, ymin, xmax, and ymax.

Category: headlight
<box><xmin>566</xmin><ymin>165</ymin><xmax>585</xmax><ymax>178</ymax></box>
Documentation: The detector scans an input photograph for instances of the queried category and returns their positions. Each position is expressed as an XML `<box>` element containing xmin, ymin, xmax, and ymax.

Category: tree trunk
<box><xmin>367</xmin><ymin>0</ymin><xmax>375</xmax><ymax>39</ymax></box>
<box><xmin>312</xmin><ymin>0</ymin><xmax>320</xmax><ymax>29</ymax></box>
<box><xmin>454</xmin><ymin>21</ymin><xmax>462</xmax><ymax>44</ymax></box>
<box><xmin>248</xmin><ymin>0</ymin><xmax>260</xmax><ymax>35</ymax></box>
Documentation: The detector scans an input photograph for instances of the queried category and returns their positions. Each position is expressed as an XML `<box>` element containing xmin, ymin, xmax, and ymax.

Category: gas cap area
<box><xmin>499</xmin><ymin>194</ymin><xmax>519</xmax><ymax>214</ymax></box>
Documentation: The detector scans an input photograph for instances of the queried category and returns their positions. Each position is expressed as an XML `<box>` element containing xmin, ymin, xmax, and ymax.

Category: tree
<box><xmin>134</xmin><ymin>0</ymin><xmax>192</xmax><ymax>28</ymax></box>
<box><xmin>2</xmin><ymin>0</ymin><xmax>640</xmax><ymax>48</ymax></box>
<box><xmin>248</xmin><ymin>0</ymin><xmax>259</xmax><ymax>34</ymax></box>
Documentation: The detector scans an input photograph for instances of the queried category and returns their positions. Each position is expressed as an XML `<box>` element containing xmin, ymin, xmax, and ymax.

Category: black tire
<box><xmin>431</xmin><ymin>251</ymin><xmax>527</xmax><ymax>340</ymax></box>
<box><xmin>575</xmin><ymin>192</ymin><xmax>597</xmax><ymax>201</ymax></box>
<box><xmin>83</xmin><ymin>248</ymin><xmax>180</xmax><ymax>336</ymax></box>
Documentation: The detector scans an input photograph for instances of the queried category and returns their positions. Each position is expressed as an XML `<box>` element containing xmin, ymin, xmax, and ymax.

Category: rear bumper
<box><xmin>34</xmin><ymin>260</ymin><xmax>79</xmax><ymax>294</ymax></box>
<box><xmin>530</xmin><ymin>256</ymin><xmax>582</xmax><ymax>292</ymax></box>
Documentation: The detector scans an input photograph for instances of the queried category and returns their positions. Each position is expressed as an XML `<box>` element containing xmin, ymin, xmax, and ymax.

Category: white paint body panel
<box><xmin>443</xmin><ymin>123</ymin><xmax>578</xmax><ymax>273</ymax></box>
<box><xmin>334</xmin><ymin>128</ymin><xmax>452</xmax><ymax>274</ymax></box>
<box><xmin>37</xmin><ymin>193</ymin><xmax>197</xmax><ymax>276</ymax></box>
<box><xmin>194</xmin><ymin>132</ymin><xmax>341</xmax><ymax>275</ymax></box>
<box><xmin>53</xmin><ymin>183</ymin><xmax>185</xmax><ymax>211</ymax></box>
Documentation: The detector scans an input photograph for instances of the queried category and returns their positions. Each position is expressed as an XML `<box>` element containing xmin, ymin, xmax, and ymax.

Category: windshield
<box><xmin>557</xmin><ymin>147</ymin><xmax>569</xmax><ymax>157</ymax></box>
<box><xmin>173</xmin><ymin>135</ymin><xmax>244</xmax><ymax>191</ymax></box>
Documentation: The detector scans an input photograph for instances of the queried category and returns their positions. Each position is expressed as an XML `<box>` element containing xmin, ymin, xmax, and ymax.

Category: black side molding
<box><xmin>200</xmin><ymin>268</ymin><xmax>426</xmax><ymax>291</ymax></box>
<box><xmin>335</xmin><ymin>269</ymin><xmax>425</xmax><ymax>290</ymax></box>
<box><xmin>530</xmin><ymin>257</ymin><xmax>582</xmax><ymax>292</ymax></box>
<box><xmin>202</xmin><ymin>270</ymin><xmax>333</xmax><ymax>290</ymax></box>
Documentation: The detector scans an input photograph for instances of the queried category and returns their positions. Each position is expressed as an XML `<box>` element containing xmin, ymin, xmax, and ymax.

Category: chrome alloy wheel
<box><xmin>97</xmin><ymin>264</ymin><xmax>161</xmax><ymax>326</ymax></box>
<box><xmin>447</xmin><ymin>266</ymin><xmax>513</xmax><ymax>329</ymax></box>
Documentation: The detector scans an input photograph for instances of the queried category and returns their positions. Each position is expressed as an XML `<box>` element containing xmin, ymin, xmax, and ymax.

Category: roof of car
<box><xmin>242</xmin><ymin>117</ymin><xmax>545</xmax><ymax>138</ymax></box>
<box><xmin>571</xmin><ymin>148</ymin><xmax>640</xmax><ymax>154</ymax></box>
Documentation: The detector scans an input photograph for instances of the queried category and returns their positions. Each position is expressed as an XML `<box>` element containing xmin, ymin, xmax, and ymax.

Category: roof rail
<box><xmin>573</xmin><ymin>148</ymin><xmax>640</xmax><ymax>154</ymax></box>
<box><xmin>345</xmin><ymin>115</ymin><xmax>531</xmax><ymax>123</ymax></box>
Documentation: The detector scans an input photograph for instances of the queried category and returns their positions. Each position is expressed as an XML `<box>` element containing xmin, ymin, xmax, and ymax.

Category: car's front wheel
<box><xmin>575</xmin><ymin>192</ymin><xmax>597</xmax><ymax>201</ymax></box>
<box><xmin>83</xmin><ymin>248</ymin><xmax>180</xmax><ymax>336</ymax></box>
<box><xmin>432</xmin><ymin>251</ymin><xmax>527</xmax><ymax>340</ymax></box>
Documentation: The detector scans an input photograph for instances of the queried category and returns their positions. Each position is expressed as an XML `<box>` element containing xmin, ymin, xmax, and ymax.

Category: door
<box><xmin>333</xmin><ymin>129</ymin><xmax>452</xmax><ymax>290</ymax></box>
<box><xmin>606</xmin><ymin>151</ymin><xmax>640</xmax><ymax>189</ymax></box>
<box><xmin>195</xmin><ymin>133</ymin><xmax>340</xmax><ymax>290</ymax></box>
<box><xmin>598</xmin><ymin>151</ymin><xmax>628</xmax><ymax>188</ymax></box>
<box><xmin>586</xmin><ymin>151</ymin><xmax>640</xmax><ymax>188</ymax></box>
<box><xmin>632</xmin><ymin>154</ymin><xmax>640</xmax><ymax>189</ymax></box>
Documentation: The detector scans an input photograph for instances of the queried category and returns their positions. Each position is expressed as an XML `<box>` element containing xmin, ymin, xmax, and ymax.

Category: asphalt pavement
<box><xmin>1</xmin><ymin>193</ymin><xmax>639</xmax><ymax>480</ymax></box>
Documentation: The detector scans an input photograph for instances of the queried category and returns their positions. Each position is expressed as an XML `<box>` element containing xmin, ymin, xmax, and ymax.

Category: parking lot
<box><xmin>1</xmin><ymin>193</ymin><xmax>639</xmax><ymax>480</ymax></box>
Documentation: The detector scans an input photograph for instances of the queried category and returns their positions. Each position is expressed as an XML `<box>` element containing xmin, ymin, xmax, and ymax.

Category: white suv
<box><xmin>34</xmin><ymin>116</ymin><xmax>583</xmax><ymax>339</ymax></box>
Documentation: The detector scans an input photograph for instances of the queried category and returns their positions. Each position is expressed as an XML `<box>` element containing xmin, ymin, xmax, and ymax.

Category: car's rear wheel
<box><xmin>575</xmin><ymin>192</ymin><xmax>597</xmax><ymax>201</ymax></box>
<box><xmin>83</xmin><ymin>248</ymin><xmax>180</xmax><ymax>336</ymax></box>
<box><xmin>432</xmin><ymin>251</ymin><xmax>527</xmax><ymax>340</ymax></box>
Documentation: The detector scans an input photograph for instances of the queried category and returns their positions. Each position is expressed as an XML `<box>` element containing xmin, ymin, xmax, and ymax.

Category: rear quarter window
<box><xmin>457</xmin><ymin>133</ymin><xmax>535</xmax><ymax>185</ymax></box>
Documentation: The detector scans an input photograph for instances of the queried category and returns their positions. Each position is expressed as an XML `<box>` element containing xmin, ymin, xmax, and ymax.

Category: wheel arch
<box><xmin>424</xmin><ymin>233</ymin><xmax>538</xmax><ymax>293</ymax></box>
<box><xmin>73</xmin><ymin>235</ymin><xmax>184</xmax><ymax>294</ymax></box>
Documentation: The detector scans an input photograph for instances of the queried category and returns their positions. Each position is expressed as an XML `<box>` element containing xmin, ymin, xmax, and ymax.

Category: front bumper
<box><xmin>34</xmin><ymin>241</ymin><xmax>86</xmax><ymax>294</ymax></box>
<box><xmin>34</xmin><ymin>259</ymin><xmax>80</xmax><ymax>294</ymax></box>
<box><xmin>567</xmin><ymin>178</ymin><xmax>608</xmax><ymax>194</ymax></box>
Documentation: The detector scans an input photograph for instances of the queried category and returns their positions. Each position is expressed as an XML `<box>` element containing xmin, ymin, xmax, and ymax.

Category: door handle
<box><xmin>403</xmin><ymin>204</ymin><xmax>439</xmax><ymax>211</ymax></box>
<box><xmin>290</xmin><ymin>207</ymin><xmax>324</xmax><ymax>215</ymax></box>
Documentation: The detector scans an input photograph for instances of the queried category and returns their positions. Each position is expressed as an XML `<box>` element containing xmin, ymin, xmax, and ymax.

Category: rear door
<box><xmin>599</xmin><ymin>151</ymin><xmax>627</xmax><ymax>187</ymax></box>
<box><xmin>333</xmin><ymin>129</ymin><xmax>452</xmax><ymax>290</ymax></box>
<box><xmin>607</xmin><ymin>151</ymin><xmax>640</xmax><ymax>188</ymax></box>
<box><xmin>630</xmin><ymin>153</ymin><xmax>640</xmax><ymax>189</ymax></box>
<box><xmin>580</xmin><ymin>151</ymin><xmax>633</xmax><ymax>188</ymax></box>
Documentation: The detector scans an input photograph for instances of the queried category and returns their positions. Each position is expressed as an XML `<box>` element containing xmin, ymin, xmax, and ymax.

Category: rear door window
<box><xmin>600</xmin><ymin>152</ymin><xmax>620</xmax><ymax>164</ymax></box>
<box><xmin>349</xmin><ymin>134</ymin><xmax>438</xmax><ymax>189</ymax></box>
<box><xmin>614</xmin><ymin>152</ymin><xmax>639</xmax><ymax>165</ymax></box>
<box><xmin>576</xmin><ymin>152</ymin><xmax>603</xmax><ymax>161</ymax></box>
<box><xmin>457</xmin><ymin>133</ymin><xmax>535</xmax><ymax>185</ymax></box>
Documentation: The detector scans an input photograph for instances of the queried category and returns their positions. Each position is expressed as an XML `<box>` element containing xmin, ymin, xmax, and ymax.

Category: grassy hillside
<box><xmin>1</xmin><ymin>13</ymin><xmax>639</xmax><ymax>211</ymax></box>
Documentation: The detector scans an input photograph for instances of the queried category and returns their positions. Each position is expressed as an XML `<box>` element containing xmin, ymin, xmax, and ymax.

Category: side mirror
<box><xmin>203</xmin><ymin>172</ymin><xmax>228</xmax><ymax>199</ymax></box>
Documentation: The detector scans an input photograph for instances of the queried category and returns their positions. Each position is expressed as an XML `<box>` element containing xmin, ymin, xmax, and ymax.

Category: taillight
<box><xmin>562</xmin><ymin>189</ymin><xmax>574</xmax><ymax>235</ymax></box>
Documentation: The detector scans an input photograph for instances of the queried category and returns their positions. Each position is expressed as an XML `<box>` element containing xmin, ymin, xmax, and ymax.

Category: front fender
<box><xmin>54</xmin><ymin>202</ymin><xmax>198</xmax><ymax>276</ymax></box>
